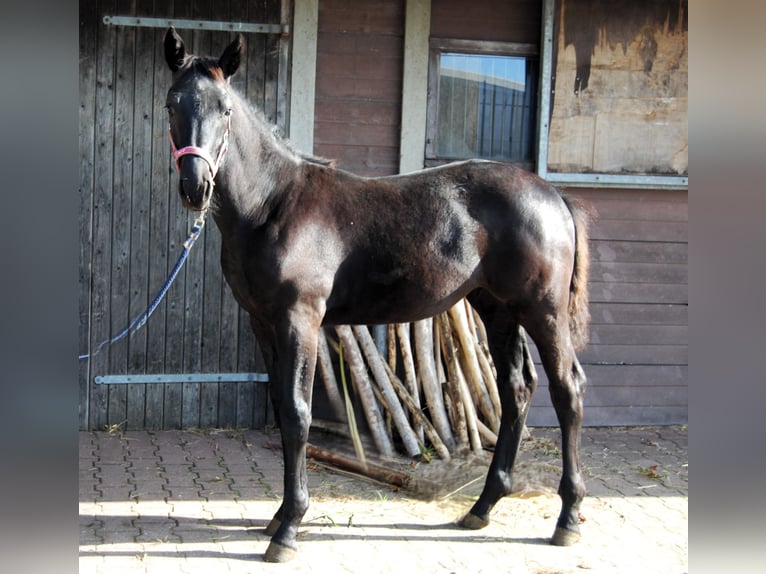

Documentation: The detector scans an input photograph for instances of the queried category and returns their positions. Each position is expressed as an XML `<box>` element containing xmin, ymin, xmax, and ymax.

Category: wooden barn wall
<box><xmin>430</xmin><ymin>0</ymin><xmax>541</xmax><ymax>44</ymax></box>
<box><xmin>527</xmin><ymin>188</ymin><xmax>688</xmax><ymax>426</ymax></box>
<box><xmin>313</xmin><ymin>0</ymin><xmax>405</xmax><ymax>176</ymax></box>
<box><xmin>79</xmin><ymin>0</ymin><xmax>285</xmax><ymax>431</ymax></box>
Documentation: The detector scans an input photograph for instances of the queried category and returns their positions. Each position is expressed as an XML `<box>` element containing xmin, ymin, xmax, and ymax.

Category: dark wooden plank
<box><xmin>531</xmin><ymin>364</ymin><xmax>687</xmax><ymax>391</ymax></box>
<box><xmin>179</xmin><ymin>0</ymin><xmax>218</xmax><ymax>430</ymax></box>
<box><xmin>431</xmin><ymin>0</ymin><xmax>541</xmax><ymax>44</ymax></box>
<box><xmin>590</xmin><ymin>219</ymin><xmax>687</xmax><ymax>243</ymax></box>
<box><xmin>314</xmin><ymin>0</ymin><xmax>403</xmax><ymax>177</ymax></box>
<box><xmin>528</xmin><ymin>364</ymin><xmax>688</xmax><ymax>425</ymax></box>
<box><xmin>251</xmin><ymin>341</ymin><xmax>270</xmax><ymax>428</ymax></box>
<box><xmin>590</xmin><ymin>261</ymin><xmax>687</xmax><ymax>286</ymax></box>
<box><xmin>144</xmin><ymin>0</ymin><xmax>176</xmax><ymax>430</ymax></box>
<box><xmin>245</xmin><ymin>0</ymin><xmax>267</xmax><ymax>113</ymax></box>
<box><xmin>198</xmin><ymin>5</ymin><xmax>241</xmax><ymax>429</ymax></box>
<box><xmin>590</xmin><ymin>240</ymin><xmax>687</xmax><ymax>265</ymax></box>
<box><xmin>573</xmin><ymin>188</ymin><xmax>689</xmax><ymax>222</ymax></box>
<box><xmin>79</xmin><ymin>0</ymin><xmax>99</xmax><ymax>430</ymax></box>
<box><xmin>531</xmin><ymin>343</ymin><xmax>687</xmax><ymax>366</ymax></box>
<box><xmin>89</xmin><ymin>0</ymin><xmax>119</xmax><ymax>431</ymax></box>
<box><xmin>314</xmin><ymin>100</ymin><xmax>402</xmax><ymax>127</ymax></box>
<box><xmin>125</xmin><ymin>0</ymin><xmax>158</xmax><ymax>430</ymax></box>
<box><xmin>319</xmin><ymin>0</ymin><xmax>405</xmax><ymax>35</ymax></box>
<box><xmin>162</xmin><ymin>0</ymin><xmax>195</xmax><ymax>430</ymax></box>
<box><xmin>580</xmin><ymin>344</ymin><xmax>687</xmax><ymax>366</ymax></box>
<box><xmin>587</xmin><ymin>324</ymin><xmax>687</xmax><ymax>346</ymax></box>
<box><xmin>107</xmin><ymin>5</ymin><xmax>138</xmax><ymax>427</ymax></box>
<box><xmin>589</xmin><ymin>282</ymin><xmax>687</xmax><ymax>305</ymax></box>
<box><xmin>263</xmin><ymin>0</ymin><xmax>281</xmax><ymax>125</ymax></box>
<box><xmin>529</xmin><ymin>405</ymin><xmax>687</xmax><ymax>427</ymax></box>
<box><xmin>589</xmin><ymin>302</ymin><xmax>687</xmax><ymax>326</ymax></box>
<box><xmin>236</xmin><ymin>307</ymin><xmax>257</xmax><ymax>428</ymax></box>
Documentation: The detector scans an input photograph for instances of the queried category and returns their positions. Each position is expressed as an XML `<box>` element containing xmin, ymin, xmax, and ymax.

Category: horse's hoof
<box><xmin>264</xmin><ymin>517</ymin><xmax>281</xmax><ymax>537</ymax></box>
<box><xmin>264</xmin><ymin>540</ymin><xmax>297</xmax><ymax>563</ymax></box>
<box><xmin>551</xmin><ymin>526</ymin><xmax>581</xmax><ymax>546</ymax></box>
<box><xmin>458</xmin><ymin>512</ymin><xmax>489</xmax><ymax>530</ymax></box>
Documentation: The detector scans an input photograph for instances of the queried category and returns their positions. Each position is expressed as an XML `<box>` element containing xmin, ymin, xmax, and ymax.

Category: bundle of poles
<box><xmin>312</xmin><ymin>298</ymin><xmax>535</xmax><ymax>465</ymax></box>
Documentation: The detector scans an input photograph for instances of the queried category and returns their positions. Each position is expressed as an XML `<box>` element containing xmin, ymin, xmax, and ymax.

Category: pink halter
<box><xmin>169</xmin><ymin>115</ymin><xmax>231</xmax><ymax>180</ymax></box>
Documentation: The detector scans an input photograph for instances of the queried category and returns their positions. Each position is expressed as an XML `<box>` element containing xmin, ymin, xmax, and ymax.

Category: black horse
<box><xmin>163</xmin><ymin>28</ymin><xmax>591</xmax><ymax>562</ymax></box>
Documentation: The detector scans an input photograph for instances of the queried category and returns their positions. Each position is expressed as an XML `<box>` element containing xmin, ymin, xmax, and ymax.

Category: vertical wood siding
<box><xmin>79</xmin><ymin>0</ymin><xmax>283</xmax><ymax>430</ymax></box>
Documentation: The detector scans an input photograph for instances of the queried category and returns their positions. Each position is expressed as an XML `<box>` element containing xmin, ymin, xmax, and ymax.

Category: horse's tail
<box><xmin>561</xmin><ymin>193</ymin><xmax>594</xmax><ymax>351</ymax></box>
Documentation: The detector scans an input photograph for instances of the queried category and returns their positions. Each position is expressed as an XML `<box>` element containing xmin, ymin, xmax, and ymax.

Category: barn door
<box><xmin>79</xmin><ymin>0</ymin><xmax>289</xmax><ymax>430</ymax></box>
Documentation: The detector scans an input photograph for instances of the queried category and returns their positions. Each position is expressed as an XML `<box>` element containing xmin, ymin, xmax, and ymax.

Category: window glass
<box><xmin>436</xmin><ymin>53</ymin><xmax>538</xmax><ymax>162</ymax></box>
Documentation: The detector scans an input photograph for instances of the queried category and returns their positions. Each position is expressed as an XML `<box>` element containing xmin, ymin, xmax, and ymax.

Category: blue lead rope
<box><xmin>79</xmin><ymin>209</ymin><xmax>209</xmax><ymax>361</ymax></box>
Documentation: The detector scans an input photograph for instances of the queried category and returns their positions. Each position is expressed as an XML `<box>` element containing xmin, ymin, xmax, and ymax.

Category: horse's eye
<box><xmin>224</xmin><ymin>108</ymin><xmax>232</xmax><ymax>117</ymax></box>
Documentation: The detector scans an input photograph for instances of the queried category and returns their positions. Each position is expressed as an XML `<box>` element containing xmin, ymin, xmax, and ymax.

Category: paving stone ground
<box><xmin>79</xmin><ymin>425</ymin><xmax>688</xmax><ymax>573</ymax></box>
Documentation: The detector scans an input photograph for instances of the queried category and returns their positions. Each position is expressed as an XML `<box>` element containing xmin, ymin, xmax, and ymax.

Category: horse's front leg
<box><xmin>263</xmin><ymin>310</ymin><xmax>320</xmax><ymax>563</ymax></box>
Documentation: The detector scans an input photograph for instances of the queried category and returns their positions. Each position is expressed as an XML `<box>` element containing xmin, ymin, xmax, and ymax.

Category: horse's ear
<box><xmin>164</xmin><ymin>27</ymin><xmax>187</xmax><ymax>72</ymax></box>
<box><xmin>218</xmin><ymin>34</ymin><xmax>244</xmax><ymax>79</ymax></box>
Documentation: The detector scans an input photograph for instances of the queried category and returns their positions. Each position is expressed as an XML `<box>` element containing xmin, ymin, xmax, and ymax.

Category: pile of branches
<box><xmin>314</xmin><ymin>299</ymin><xmax>529</xmax><ymax>464</ymax></box>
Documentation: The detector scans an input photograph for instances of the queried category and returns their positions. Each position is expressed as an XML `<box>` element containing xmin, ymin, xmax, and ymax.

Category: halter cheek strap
<box><xmin>169</xmin><ymin>116</ymin><xmax>231</xmax><ymax>180</ymax></box>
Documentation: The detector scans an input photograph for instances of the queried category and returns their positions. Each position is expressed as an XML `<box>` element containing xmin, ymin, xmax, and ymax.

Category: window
<box><xmin>426</xmin><ymin>39</ymin><xmax>539</xmax><ymax>168</ymax></box>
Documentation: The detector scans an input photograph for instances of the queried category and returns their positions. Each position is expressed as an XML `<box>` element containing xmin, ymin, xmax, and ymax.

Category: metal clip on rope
<box><xmin>79</xmin><ymin>207</ymin><xmax>209</xmax><ymax>361</ymax></box>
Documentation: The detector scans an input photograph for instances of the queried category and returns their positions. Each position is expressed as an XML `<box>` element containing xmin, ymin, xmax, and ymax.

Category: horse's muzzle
<box><xmin>179</xmin><ymin>157</ymin><xmax>214</xmax><ymax>211</ymax></box>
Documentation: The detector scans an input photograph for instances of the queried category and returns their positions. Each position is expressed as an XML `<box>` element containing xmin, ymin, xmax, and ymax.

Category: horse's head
<box><xmin>164</xmin><ymin>27</ymin><xmax>243</xmax><ymax>211</ymax></box>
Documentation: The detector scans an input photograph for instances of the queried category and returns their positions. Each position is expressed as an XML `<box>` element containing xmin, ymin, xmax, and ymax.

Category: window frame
<box><xmin>425</xmin><ymin>37</ymin><xmax>540</xmax><ymax>171</ymax></box>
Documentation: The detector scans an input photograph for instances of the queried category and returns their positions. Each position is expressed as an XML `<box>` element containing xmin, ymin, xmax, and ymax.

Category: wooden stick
<box><xmin>432</xmin><ymin>316</ymin><xmax>446</xmax><ymax>384</ymax></box>
<box><xmin>438</xmin><ymin>312</ymin><xmax>482</xmax><ymax>453</ymax></box>
<box><xmin>334</xmin><ymin>325</ymin><xmax>393</xmax><ymax>457</ymax></box>
<box><xmin>435</xmin><ymin>314</ymin><xmax>468</xmax><ymax>451</ymax></box>
<box><xmin>306</xmin><ymin>443</ymin><xmax>410</xmax><ymax>488</ymax></box>
<box><xmin>387</xmin><ymin>324</ymin><xmax>397</xmax><ymax>372</ymax></box>
<box><xmin>317</xmin><ymin>331</ymin><xmax>348</xmax><ymax>423</ymax></box>
<box><xmin>476</xmin><ymin>418</ymin><xmax>498</xmax><ymax>448</ymax></box>
<box><xmin>413</xmin><ymin>318</ymin><xmax>456</xmax><ymax>450</ymax></box>
<box><xmin>352</xmin><ymin>325</ymin><xmax>422</xmax><ymax>458</ymax></box>
<box><xmin>464</xmin><ymin>299</ymin><xmax>501</xmax><ymax>417</ymax></box>
<box><xmin>470</xmin><ymin>305</ymin><xmax>489</xmax><ymax>348</ymax></box>
<box><xmin>448</xmin><ymin>302</ymin><xmax>499</xmax><ymax>432</ymax></box>
<box><xmin>380</xmin><ymin>359</ymin><xmax>451</xmax><ymax>461</ymax></box>
<box><xmin>395</xmin><ymin>323</ymin><xmax>424</xmax><ymax>442</ymax></box>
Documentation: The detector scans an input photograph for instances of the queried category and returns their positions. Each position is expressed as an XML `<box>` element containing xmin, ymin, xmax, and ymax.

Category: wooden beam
<box><xmin>399</xmin><ymin>0</ymin><xmax>431</xmax><ymax>174</ymax></box>
<box><xmin>288</xmin><ymin>0</ymin><xmax>319</xmax><ymax>153</ymax></box>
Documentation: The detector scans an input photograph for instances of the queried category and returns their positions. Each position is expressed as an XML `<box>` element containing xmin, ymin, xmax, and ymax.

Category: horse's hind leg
<box><xmin>459</xmin><ymin>293</ymin><xmax>538</xmax><ymax>529</ymax></box>
<box><xmin>526</xmin><ymin>312</ymin><xmax>587</xmax><ymax>546</ymax></box>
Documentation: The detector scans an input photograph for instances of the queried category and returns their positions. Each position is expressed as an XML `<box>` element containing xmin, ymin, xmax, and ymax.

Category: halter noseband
<box><xmin>169</xmin><ymin>114</ymin><xmax>231</xmax><ymax>180</ymax></box>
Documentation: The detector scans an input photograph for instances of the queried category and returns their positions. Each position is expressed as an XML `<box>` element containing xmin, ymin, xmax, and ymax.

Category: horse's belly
<box><xmin>322</xmin><ymin>265</ymin><xmax>476</xmax><ymax>326</ymax></box>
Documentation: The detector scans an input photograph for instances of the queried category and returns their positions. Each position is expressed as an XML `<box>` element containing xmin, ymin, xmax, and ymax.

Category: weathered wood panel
<box><xmin>79</xmin><ymin>0</ymin><xmax>284</xmax><ymax>430</ymax></box>
<box><xmin>313</xmin><ymin>0</ymin><xmax>404</xmax><ymax>176</ymax></box>
<box><xmin>79</xmin><ymin>0</ymin><xmax>99</xmax><ymax>430</ymax></box>
<box><xmin>548</xmin><ymin>0</ymin><xmax>688</xmax><ymax>175</ymax></box>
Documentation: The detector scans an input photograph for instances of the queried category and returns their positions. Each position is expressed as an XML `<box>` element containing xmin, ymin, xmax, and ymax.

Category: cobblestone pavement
<box><xmin>79</xmin><ymin>426</ymin><xmax>688</xmax><ymax>573</ymax></box>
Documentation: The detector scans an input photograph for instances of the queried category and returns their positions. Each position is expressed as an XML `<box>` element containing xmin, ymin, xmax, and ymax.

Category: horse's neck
<box><xmin>215</xmin><ymin>120</ymin><xmax>301</xmax><ymax>228</ymax></box>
